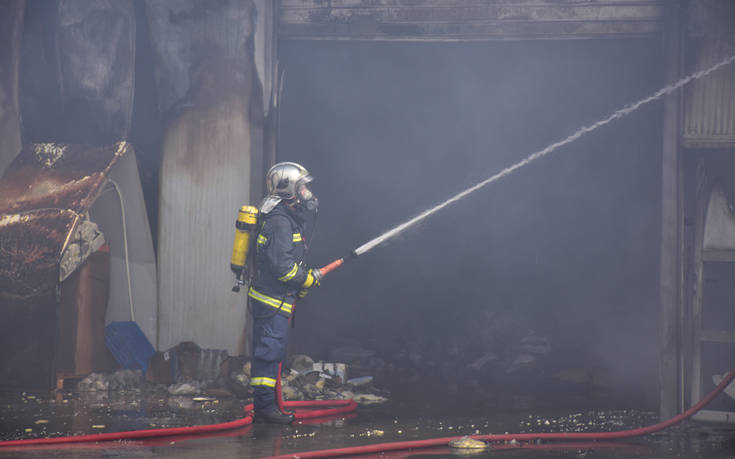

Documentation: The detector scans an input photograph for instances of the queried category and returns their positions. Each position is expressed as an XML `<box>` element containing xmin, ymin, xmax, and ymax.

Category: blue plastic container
<box><xmin>104</xmin><ymin>321</ymin><xmax>155</xmax><ymax>373</ymax></box>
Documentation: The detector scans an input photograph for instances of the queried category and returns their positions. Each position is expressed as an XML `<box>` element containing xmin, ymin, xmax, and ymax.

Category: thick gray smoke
<box><xmin>281</xmin><ymin>39</ymin><xmax>682</xmax><ymax>403</ymax></box>
<box><xmin>354</xmin><ymin>54</ymin><xmax>735</xmax><ymax>256</ymax></box>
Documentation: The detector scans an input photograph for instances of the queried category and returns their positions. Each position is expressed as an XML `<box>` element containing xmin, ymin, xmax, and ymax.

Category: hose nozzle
<box><xmin>318</xmin><ymin>250</ymin><xmax>359</xmax><ymax>278</ymax></box>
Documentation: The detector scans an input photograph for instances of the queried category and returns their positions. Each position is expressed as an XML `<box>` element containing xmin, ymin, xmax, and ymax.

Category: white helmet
<box><xmin>262</xmin><ymin>162</ymin><xmax>318</xmax><ymax>213</ymax></box>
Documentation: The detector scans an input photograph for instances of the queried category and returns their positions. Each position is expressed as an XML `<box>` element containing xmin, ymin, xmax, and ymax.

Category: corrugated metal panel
<box><xmin>278</xmin><ymin>0</ymin><xmax>664</xmax><ymax>41</ymax></box>
<box><xmin>683</xmin><ymin>0</ymin><xmax>735</xmax><ymax>148</ymax></box>
<box><xmin>683</xmin><ymin>43</ymin><xmax>735</xmax><ymax>148</ymax></box>
<box><xmin>151</xmin><ymin>1</ymin><xmax>263</xmax><ymax>355</ymax></box>
<box><xmin>157</xmin><ymin>100</ymin><xmax>252</xmax><ymax>355</ymax></box>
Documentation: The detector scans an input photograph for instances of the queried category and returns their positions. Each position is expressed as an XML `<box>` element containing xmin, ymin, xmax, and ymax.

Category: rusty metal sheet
<box><xmin>0</xmin><ymin>210</ymin><xmax>77</xmax><ymax>300</ymax></box>
<box><xmin>278</xmin><ymin>0</ymin><xmax>664</xmax><ymax>40</ymax></box>
<box><xmin>0</xmin><ymin>142</ymin><xmax>130</xmax><ymax>301</ymax></box>
<box><xmin>0</xmin><ymin>143</ymin><xmax>128</xmax><ymax>215</ymax></box>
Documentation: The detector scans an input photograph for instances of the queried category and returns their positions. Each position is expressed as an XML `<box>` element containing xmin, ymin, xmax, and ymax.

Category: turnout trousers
<box><xmin>250</xmin><ymin>299</ymin><xmax>290</xmax><ymax>411</ymax></box>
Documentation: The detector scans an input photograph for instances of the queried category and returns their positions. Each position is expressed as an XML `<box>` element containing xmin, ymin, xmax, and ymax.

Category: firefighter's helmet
<box><xmin>266</xmin><ymin>162</ymin><xmax>312</xmax><ymax>200</ymax></box>
<box><xmin>263</xmin><ymin>162</ymin><xmax>318</xmax><ymax>212</ymax></box>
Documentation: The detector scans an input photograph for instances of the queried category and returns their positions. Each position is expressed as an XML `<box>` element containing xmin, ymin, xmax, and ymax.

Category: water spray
<box><xmin>318</xmin><ymin>53</ymin><xmax>735</xmax><ymax>278</ymax></box>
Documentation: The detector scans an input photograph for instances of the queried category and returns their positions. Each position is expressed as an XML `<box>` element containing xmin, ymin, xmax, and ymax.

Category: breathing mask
<box><xmin>297</xmin><ymin>182</ymin><xmax>319</xmax><ymax>212</ymax></box>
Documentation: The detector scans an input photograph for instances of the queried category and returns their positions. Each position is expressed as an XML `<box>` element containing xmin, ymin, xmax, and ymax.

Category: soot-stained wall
<box><xmin>20</xmin><ymin>0</ymin><xmax>135</xmax><ymax>145</ymax></box>
<box><xmin>281</xmin><ymin>39</ymin><xmax>663</xmax><ymax>393</ymax></box>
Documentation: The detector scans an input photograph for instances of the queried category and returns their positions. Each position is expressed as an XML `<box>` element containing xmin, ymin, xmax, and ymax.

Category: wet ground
<box><xmin>0</xmin><ymin>388</ymin><xmax>734</xmax><ymax>458</ymax></box>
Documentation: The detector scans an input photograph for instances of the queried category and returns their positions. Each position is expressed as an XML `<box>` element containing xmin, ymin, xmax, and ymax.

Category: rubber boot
<box><xmin>255</xmin><ymin>405</ymin><xmax>295</xmax><ymax>424</ymax></box>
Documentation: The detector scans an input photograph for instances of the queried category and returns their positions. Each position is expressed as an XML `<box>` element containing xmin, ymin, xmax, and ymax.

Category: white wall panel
<box><xmin>157</xmin><ymin>100</ymin><xmax>251</xmax><ymax>353</ymax></box>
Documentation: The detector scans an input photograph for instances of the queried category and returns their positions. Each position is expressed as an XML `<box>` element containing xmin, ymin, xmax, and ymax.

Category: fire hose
<box><xmin>0</xmin><ymin>400</ymin><xmax>355</xmax><ymax>448</ymax></box>
<box><xmin>0</xmin><ymin>371</ymin><xmax>356</xmax><ymax>448</ymax></box>
<box><xmin>265</xmin><ymin>367</ymin><xmax>735</xmax><ymax>458</ymax></box>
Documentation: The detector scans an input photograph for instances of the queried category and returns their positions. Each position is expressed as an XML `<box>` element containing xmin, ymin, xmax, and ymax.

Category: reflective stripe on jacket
<box><xmin>249</xmin><ymin>202</ymin><xmax>307</xmax><ymax>314</ymax></box>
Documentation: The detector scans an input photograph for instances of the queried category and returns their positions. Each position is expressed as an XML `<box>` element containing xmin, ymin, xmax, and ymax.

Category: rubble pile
<box><xmin>280</xmin><ymin>354</ymin><xmax>388</xmax><ymax>405</ymax></box>
<box><xmin>75</xmin><ymin>343</ymin><xmax>389</xmax><ymax>406</ymax></box>
<box><xmin>73</xmin><ymin>308</ymin><xmax>598</xmax><ymax>410</ymax></box>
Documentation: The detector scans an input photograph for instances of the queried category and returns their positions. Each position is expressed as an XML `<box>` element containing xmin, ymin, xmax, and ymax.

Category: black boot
<box><xmin>255</xmin><ymin>405</ymin><xmax>295</xmax><ymax>424</ymax></box>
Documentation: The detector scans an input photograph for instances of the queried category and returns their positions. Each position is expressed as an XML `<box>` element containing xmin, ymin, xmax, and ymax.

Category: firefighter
<box><xmin>248</xmin><ymin>162</ymin><xmax>322</xmax><ymax>424</ymax></box>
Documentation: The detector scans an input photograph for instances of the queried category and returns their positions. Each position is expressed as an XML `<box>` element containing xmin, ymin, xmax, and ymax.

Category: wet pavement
<box><xmin>0</xmin><ymin>388</ymin><xmax>734</xmax><ymax>458</ymax></box>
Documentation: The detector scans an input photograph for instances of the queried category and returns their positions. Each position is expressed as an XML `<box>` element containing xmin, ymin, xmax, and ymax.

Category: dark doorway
<box><xmin>280</xmin><ymin>38</ymin><xmax>663</xmax><ymax>404</ymax></box>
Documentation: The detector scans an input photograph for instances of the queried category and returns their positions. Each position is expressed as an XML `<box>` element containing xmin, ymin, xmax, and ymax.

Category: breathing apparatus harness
<box><xmin>230</xmin><ymin>199</ymin><xmax>318</xmax><ymax>321</ymax></box>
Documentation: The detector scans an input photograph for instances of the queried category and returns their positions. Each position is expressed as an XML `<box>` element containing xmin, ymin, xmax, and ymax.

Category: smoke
<box><xmin>282</xmin><ymin>38</ymin><xmax>668</xmax><ymax>400</ymax></box>
<box><xmin>354</xmin><ymin>53</ymin><xmax>735</xmax><ymax>256</ymax></box>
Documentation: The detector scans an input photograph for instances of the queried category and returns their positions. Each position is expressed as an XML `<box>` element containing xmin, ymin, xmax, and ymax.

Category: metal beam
<box><xmin>658</xmin><ymin>0</ymin><xmax>682</xmax><ymax>421</ymax></box>
<box><xmin>278</xmin><ymin>0</ymin><xmax>664</xmax><ymax>41</ymax></box>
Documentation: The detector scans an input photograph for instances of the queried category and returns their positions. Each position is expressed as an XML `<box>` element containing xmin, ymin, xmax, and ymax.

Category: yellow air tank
<box><xmin>231</xmin><ymin>205</ymin><xmax>259</xmax><ymax>292</ymax></box>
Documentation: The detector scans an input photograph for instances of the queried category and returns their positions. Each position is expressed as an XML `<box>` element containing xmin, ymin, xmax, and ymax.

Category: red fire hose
<box><xmin>0</xmin><ymin>383</ymin><xmax>356</xmax><ymax>448</ymax></box>
<box><xmin>264</xmin><ymin>367</ymin><xmax>735</xmax><ymax>459</ymax></box>
<box><xmin>0</xmin><ymin>403</ymin><xmax>255</xmax><ymax>447</ymax></box>
<box><xmin>276</xmin><ymin>363</ymin><xmax>358</xmax><ymax>420</ymax></box>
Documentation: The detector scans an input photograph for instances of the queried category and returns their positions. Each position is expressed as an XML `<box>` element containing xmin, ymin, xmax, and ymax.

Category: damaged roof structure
<box><xmin>0</xmin><ymin>142</ymin><xmax>156</xmax><ymax>387</ymax></box>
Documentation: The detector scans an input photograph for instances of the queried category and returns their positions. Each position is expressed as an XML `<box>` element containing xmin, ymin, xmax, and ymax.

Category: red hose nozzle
<box><xmin>318</xmin><ymin>251</ymin><xmax>358</xmax><ymax>277</ymax></box>
<box><xmin>319</xmin><ymin>258</ymin><xmax>344</xmax><ymax>276</ymax></box>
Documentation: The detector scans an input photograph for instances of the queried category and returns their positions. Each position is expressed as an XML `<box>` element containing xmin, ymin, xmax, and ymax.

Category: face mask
<box><xmin>297</xmin><ymin>183</ymin><xmax>319</xmax><ymax>212</ymax></box>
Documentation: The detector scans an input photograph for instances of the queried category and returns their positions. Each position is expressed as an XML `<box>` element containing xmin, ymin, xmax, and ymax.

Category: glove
<box><xmin>298</xmin><ymin>268</ymin><xmax>322</xmax><ymax>298</ymax></box>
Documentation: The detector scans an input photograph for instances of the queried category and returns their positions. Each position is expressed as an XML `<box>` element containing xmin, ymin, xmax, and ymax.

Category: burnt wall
<box><xmin>6</xmin><ymin>0</ymin><xmax>271</xmax><ymax>365</ymax></box>
<box><xmin>20</xmin><ymin>0</ymin><xmax>136</xmax><ymax>145</ymax></box>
